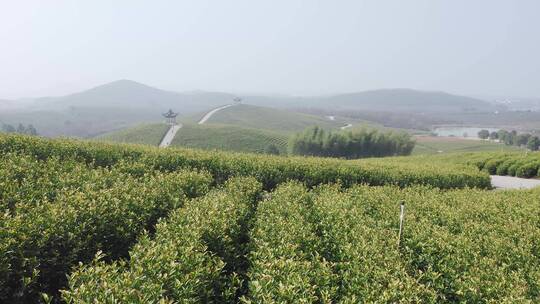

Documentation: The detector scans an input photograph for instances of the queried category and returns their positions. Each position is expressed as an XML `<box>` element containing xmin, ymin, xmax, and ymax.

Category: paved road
<box><xmin>159</xmin><ymin>124</ymin><xmax>182</xmax><ymax>148</ymax></box>
<box><xmin>490</xmin><ymin>175</ymin><xmax>540</xmax><ymax>190</ymax></box>
<box><xmin>198</xmin><ymin>104</ymin><xmax>235</xmax><ymax>124</ymax></box>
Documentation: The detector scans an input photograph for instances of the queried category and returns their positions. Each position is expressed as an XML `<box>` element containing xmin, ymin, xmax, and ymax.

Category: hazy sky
<box><xmin>1</xmin><ymin>0</ymin><xmax>539</xmax><ymax>99</ymax></box>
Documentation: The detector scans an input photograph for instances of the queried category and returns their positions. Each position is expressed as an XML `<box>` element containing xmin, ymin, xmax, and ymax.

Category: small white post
<box><xmin>397</xmin><ymin>201</ymin><xmax>405</xmax><ymax>248</ymax></box>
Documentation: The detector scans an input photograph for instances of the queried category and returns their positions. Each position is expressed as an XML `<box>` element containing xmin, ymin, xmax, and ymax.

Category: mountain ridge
<box><xmin>2</xmin><ymin>79</ymin><xmax>497</xmax><ymax>113</ymax></box>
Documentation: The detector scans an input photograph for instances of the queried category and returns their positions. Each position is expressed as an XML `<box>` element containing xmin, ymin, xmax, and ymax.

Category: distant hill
<box><xmin>0</xmin><ymin>80</ymin><xmax>509</xmax><ymax>137</ymax></box>
<box><xmin>242</xmin><ymin>89</ymin><xmax>501</xmax><ymax>114</ymax></box>
<box><xmin>309</xmin><ymin>89</ymin><xmax>501</xmax><ymax>113</ymax></box>
<box><xmin>0</xmin><ymin>80</ymin><xmax>237</xmax><ymax>137</ymax></box>
<box><xmin>0</xmin><ymin>99</ymin><xmax>23</xmax><ymax>110</ymax></box>
<box><xmin>34</xmin><ymin>80</ymin><xmax>234</xmax><ymax>114</ymax></box>
<box><xmin>4</xmin><ymin>80</ymin><xmax>501</xmax><ymax>115</ymax></box>
<box><xmin>195</xmin><ymin>104</ymin><xmax>345</xmax><ymax>133</ymax></box>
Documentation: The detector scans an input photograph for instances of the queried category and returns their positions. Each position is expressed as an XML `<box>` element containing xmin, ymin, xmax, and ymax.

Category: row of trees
<box><xmin>289</xmin><ymin>126</ymin><xmax>415</xmax><ymax>159</ymax></box>
<box><xmin>1</xmin><ymin>123</ymin><xmax>38</xmax><ymax>136</ymax></box>
<box><xmin>478</xmin><ymin>129</ymin><xmax>540</xmax><ymax>151</ymax></box>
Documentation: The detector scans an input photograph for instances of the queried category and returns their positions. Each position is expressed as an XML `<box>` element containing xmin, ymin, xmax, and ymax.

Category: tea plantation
<box><xmin>0</xmin><ymin>133</ymin><xmax>538</xmax><ymax>303</ymax></box>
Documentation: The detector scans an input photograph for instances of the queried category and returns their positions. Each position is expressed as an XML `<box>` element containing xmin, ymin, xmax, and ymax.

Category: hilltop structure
<box><xmin>162</xmin><ymin>109</ymin><xmax>178</xmax><ymax>125</ymax></box>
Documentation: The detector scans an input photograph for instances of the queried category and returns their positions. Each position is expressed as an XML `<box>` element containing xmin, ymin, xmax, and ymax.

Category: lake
<box><xmin>433</xmin><ymin>126</ymin><xmax>500</xmax><ymax>138</ymax></box>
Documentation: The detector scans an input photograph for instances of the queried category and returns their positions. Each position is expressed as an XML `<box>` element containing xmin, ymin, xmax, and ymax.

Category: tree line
<box><xmin>288</xmin><ymin>126</ymin><xmax>415</xmax><ymax>159</ymax></box>
<box><xmin>478</xmin><ymin>129</ymin><xmax>540</xmax><ymax>151</ymax></box>
<box><xmin>1</xmin><ymin>123</ymin><xmax>38</xmax><ymax>136</ymax></box>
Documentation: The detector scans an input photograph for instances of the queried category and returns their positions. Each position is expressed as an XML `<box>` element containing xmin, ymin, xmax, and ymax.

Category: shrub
<box><xmin>516</xmin><ymin>162</ymin><xmax>540</xmax><ymax>178</ymax></box>
<box><xmin>0</xmin><ymin>133</ymin><xmax>490</xmax><ymax>189</ymax></box>
<box><xmin>288</xmin><ymin>126</ymin><xmax>415</xmax><ymax>158</ymax></box>
<box><xmin>63</xmin><ymin>177</ymin><xmax>262</xmax><ymax>303</ymax></box>
<box><xmin>0</xmin><ymin>169</ymin><xmax>211</xmax><ymax>302</ymax></box>
<box><xmin>243</xmin><ymin>182</ymin><xmax>336</xmax><ymax>303</ymax></box>
<box><xmin>495</xmin><ymin>159</ymin><xmax>516</xmax><ymax>176</ymax></box>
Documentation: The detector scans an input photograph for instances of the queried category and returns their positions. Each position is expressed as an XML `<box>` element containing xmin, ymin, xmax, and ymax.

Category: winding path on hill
<box><xmin>159</xmin><ymin>124</ymin><xmax>182</xmax><ymax>148</ymax></box>
<box><xmin>198</xmin><ymin>104</ymin><xmax>235</xmax><ymax>124</ymax></box>
<box><xmin>490</xmin><ymin>175</ymin><xmax>540</xmax><ymax>190</ymax></box>
<box><xmin>159</xmin><ymin>104</ymin><xmax>235</xmax><ymax>148</ymax></box>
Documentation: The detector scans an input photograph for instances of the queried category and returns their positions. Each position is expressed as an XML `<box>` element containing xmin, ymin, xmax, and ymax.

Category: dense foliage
<box><xmin>2</xmin><ymin>133</ymin><xmax>540</xmax><ymax>302</ymax></box>
<box><xmin>63</xmin><ymin>182</ymin><xmax>540</xmax><ymax>303</ymax></box>
<box><xmin>468</xmin><ymin>151</ymin><xmax>540</xmax><ymax>178</ymax></box>
<box><xmin>244</xmin><ymin>182</ymin><xmax>335</xmax><ymax>302</ymax></box>
<box><xmin>317</xmin><ymin>185</ymin><xmax>540</xmax><ymax>302</ymax></box>
<box><xmin>478</xmin><ymin>128</ymin><xmax>540</xmax><ymax>151</ymax></box>
<box><xmin>0</xmin><ymin>134</ymin><xmax>489</xmax><ymax>189</ymax></box>
<box><xmin>0</xmin><ymin>157</ymin><xmax>211</xmax><ymax>302</ymax></box>
<box><xmin>1</xmin><ymin>123</ymin><xmax>38</xmax><ymax>135</ymax></box>
<box><xmin>289</xmin><ymin>126</ymin><xmax>415</xmax><ymax>159</ymax></box>
<box><xmin>63</xmin><ymin>177</ymin><xmax>261</xmax><ymax>303</ymax></box>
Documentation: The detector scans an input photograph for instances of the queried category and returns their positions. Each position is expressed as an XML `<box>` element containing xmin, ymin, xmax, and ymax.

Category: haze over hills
<box><xmin>0</xmin><ymin>79</ymin><xmax>515</xmax><ymax>138</ymax></box>
<box><xmin>313</xmin><ymin>89</ymin><xmax>503</xmax><ymax>113</ymax></box>
<box><xmin>235</xmin><ymin>89</ymin><xmax>502</xmax><ymax>113</ymax></box>
<box><xmin>485</xmin><ymin>96</ymin><xmax>540</xmax><ymax>111</ymax></box>
<box><xmin>3</xmin><ymin>80</ymin><xmax>500</xmax><ymax>113</ymax></box>
<box><xmin>32</xmin><ymin>79</ymin><xmax>234</xmax><ymax>113</ymax></box>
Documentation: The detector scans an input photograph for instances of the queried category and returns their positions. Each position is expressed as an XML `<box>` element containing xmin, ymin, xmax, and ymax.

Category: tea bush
<box><xmin>0</xmin><ymin>168</ymin><xmax>211</xmax><ymax>302</ymax></box>
<box><xmin>466</xmin><ymin>151</ymin><xmax>540</xmax><ymax>178</ymax></box>
<box><xmin>242</xmin><ymin>182</ymin><xmax>336</xmax><ymax>303</ymax></box>
<box><xmin>63</xmin><ymin>177</ymin><xmax>261</xmax><ymax>303</ymax></box>
<box><xmin>0</xmin><ymin>134</ymin><xmax>490</xmax><ymax>189</ymax></box>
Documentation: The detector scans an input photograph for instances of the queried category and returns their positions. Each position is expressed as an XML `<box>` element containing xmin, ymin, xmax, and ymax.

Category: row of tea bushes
<box><xmin>352</xmin><ymin>155</ymin><xmax>490</xmax><ymax>189</ymax></box>
<box><xmin>399</xmin><ymin>186</ymin><xmax>540</xmax><ymax>302</ymax></box>
<box><xmin>470</xmin><ymin>152</ymin><xmax>540</xmax><ymax>178</ymax></box>
<box><xmin>308</xmin><ymin>185</ymin><xmax>436</xmax><ymax>302</ymax></box>
<box><xmin>12</xmin><ymin>172</ymin><xmax>540</xmax><ymax>302</ymax></box>
<box><xmin>0</xmin><ymin>153</ymin><xmax>149</xmax><ymax>215</ymax></box>
<box><xmin>242</xmin><ymin>182</ymin><xmax>336</xmax><ymax>303</ymax></box>
<box><xmin>315</xmin><ymin>185</ymin><xmax>540</xmax><ymax>302</ymax></box>
<box><xmin>0</xmin><ymin>133</ymin><xmax>491</xmax><ymax>189</ymax></box>
<box><xmin>242</xmin><ymin>183</ymin><xmax>540</xmax><ymax>302</ymax></box>
<box><xmin>0</xmin><ymin>169</ymin><xmax>211</xmax><ymax>303</ymax></box>
<box><xmin>63</xmin><ymin>177</ymin><xmax>262</xmax><ymax>303</ymax></box>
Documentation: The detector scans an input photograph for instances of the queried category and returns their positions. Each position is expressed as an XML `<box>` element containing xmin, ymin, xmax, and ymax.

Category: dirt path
<box><xmin>490</xmin><ymin>175</ymin><xmax>540</xmax><ymax>190</ymax></box>
<box><xmin>159</xmin><ymin>124</ymin><xmax>182</xmax><ymax>148</ymax></box>
<box><xmin>198</xmin><ymin>104</ymin><xmax>235</xmax><ymax>124</ymax></box>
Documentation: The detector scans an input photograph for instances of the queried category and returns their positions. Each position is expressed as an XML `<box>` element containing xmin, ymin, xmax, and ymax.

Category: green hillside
<box><xmin>197</xmin><ymin>104</ymin><xmax>345</xmax><ymax>133</ymax></box>
<box><xmin>94</xmin><ymin>122</ymin><xmax>289</xmax><ymax>154</ymax></box>
<box><xmin>412</xmin><ymin>136</ymin><xmax>522</xmax><ymax>155</ymax></box>
<box><xmin>96</xmin><ymin>123</ymin><xmax>169</xmax><ymax>146</ymax></box>
<box><xmin>170</xmin><ymin>123</ymin><xmax>288</xmax><ymax>154</ymax></box>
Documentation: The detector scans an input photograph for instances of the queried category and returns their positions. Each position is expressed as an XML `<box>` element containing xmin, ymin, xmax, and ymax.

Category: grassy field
<box><xmin>193</xmin><ymin>104</ymin><xmax>345</xmax><ymax>133</ymax></box>
<box><xmin>412</xmin><ymin>136</ymin><xmax>522</xmax><ymax>155</ymax></box>
<box><xmin>96</xmin><ymin>123</ymin><xmax>169</xmax><ymax>146</ymax></box>
<box><xmin>170</xmin><ymin>123</ymin><xmax>288</xmax><ymax>154</ymax></box>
